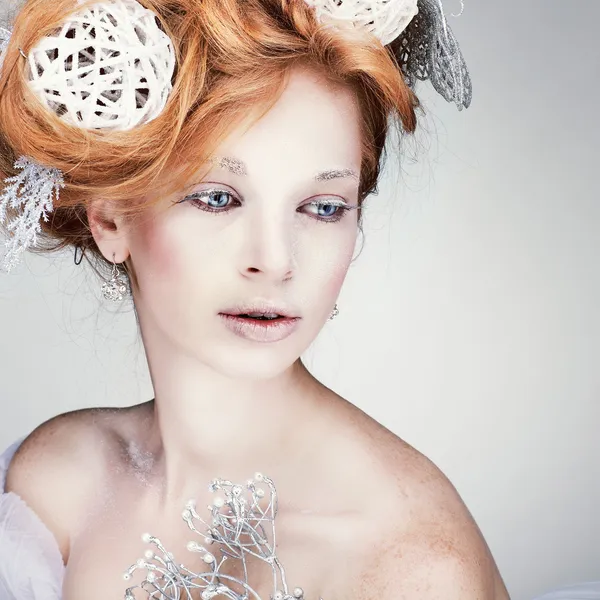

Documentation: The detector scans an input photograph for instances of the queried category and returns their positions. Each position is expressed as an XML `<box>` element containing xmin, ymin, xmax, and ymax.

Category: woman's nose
<box><xmin>238</xmin><ymin>213</ymin><xmax>296</xmax><ymax>282</ymax></box>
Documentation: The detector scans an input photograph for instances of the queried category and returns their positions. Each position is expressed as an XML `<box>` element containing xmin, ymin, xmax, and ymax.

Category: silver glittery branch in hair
<box><xmin>0</xmin><ymin>157</ymin><xmax>65</xmax><ymax>273</ymax></box>
<box><xmin>0</xmin><ymin>27</ymin><xmax>10</xmax><ymax>67</ymax></box>
<box><xmin>0</xmin><ymin>28</ymin><xmax>66</xmax><ymax>273</ymax></box>
<box><xmin>123</xmin><ymin>472</ymin><xmax>321</xmax><ymax>600</ymax></box>
<box><xmin>393</xmin><ymin>0</ymin><xmax>472</xmax><ymax>110</ymax></box>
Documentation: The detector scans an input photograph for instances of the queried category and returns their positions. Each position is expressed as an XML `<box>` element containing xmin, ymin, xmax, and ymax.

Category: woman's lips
<box><xmin>218</xmin><ymin>314</ymin><xmax>301</xmax><ymax>343</ymax></box>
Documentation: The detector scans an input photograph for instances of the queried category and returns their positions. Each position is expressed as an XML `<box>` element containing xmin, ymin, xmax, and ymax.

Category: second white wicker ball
<box><xmin>304</xmin><ymin>0</ymin><xmax>419</xmax><ymax>46</ymax></box>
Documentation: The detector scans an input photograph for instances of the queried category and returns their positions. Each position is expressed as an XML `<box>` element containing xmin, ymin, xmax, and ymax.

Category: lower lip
<box><xmin>219</xmin><ymin>314</ymin><xmax>301</xmax><ymax>343</ymax></box>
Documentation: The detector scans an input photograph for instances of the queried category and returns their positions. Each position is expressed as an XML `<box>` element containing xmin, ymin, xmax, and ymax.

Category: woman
<box><xmin>0</xmin><ymin>0</ymin><xmax>509</xmax><ymax>598</ymax></box>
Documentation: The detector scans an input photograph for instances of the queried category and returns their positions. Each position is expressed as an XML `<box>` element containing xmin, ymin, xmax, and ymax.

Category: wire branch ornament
<box><xmin>123</xmin><ymin>472</ymin><xmax>321</xmax><ymax>600</ymax></box>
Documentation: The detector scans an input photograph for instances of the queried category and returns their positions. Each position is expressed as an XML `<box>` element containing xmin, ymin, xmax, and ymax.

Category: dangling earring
<box><xmin>101</xmin><ymin>253</ymin><xmax>129</xmax><ymax>302</ymax></box>
<box><xmin>328</xmin><ymin>303</ymin><xmax>339</xmax><ymax>321</ymax></box>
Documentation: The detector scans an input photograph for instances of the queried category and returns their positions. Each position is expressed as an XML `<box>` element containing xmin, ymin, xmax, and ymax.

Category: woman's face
<box><xmin>124</xmin><ymin>67</ymin><xmax>362</xmax><ymax>379</ymax></box>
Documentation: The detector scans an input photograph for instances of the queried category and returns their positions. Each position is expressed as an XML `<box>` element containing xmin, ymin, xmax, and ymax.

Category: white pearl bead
<box><xmin>136</xmin><ymin>558</ymin><xmax>145</xmax><ymax>568</ymax></box>
<box><xmin>144</xmin><ymin>549</ymin><xmax>154</xmax><ymax>559</ymax></box>
<box><xmin>294</xmin><ymin>587</ymin><xmax>304</xmax><ymax>598</ymax></box>
<box><xmin>254</xmin><ymin>472</ymin><xmax>264</xmax><ymax>482</ymax></box>
<box><xmin>213</xmin><ymin>496</ymin><xmax>224</xmax><ymax>508</ymax></box>
<box><xmin>186</xmin><ymin>499</ymin><xmax>197</xmax><ymax>509</ymax></box>
<box><xmin>274</xmin><ymin>592</ymin><xmax>283</xmax><ymax>600</ymax></box>
<box><xmin>256</xmin><ymin>488</ymin><xmax>265</xmax><ymax>498</ymax></box>
<box><xmin>123</xmin><ymin>572</ymin><xmax>131</xmax><ymax>581</ymax></box>
<box><xmin>203</xmin><ymin>552</ymin><xmax>215</xmax><ymax>563</ymax></box>
<box><xmin>142</xmin><ymin>532</ymin><xmax>152</xmax><ymax>543</ymax></box>
<box><xmin>182</xmin><ymin>509</ymin><xmax>191</xmax><ymax>519</ymax></box>
<box><xmin>204</xmin><ymin>536</ymin><xmax>214</xmax><ymax>545</ymax></box>
<box><xmin>147</xmin><ymin>571</ymin><xmax>156</xmax><ymax>583</ymax></box>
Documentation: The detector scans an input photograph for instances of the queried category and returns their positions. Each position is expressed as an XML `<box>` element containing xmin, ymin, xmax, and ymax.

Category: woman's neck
<box><xmin>135</xmin><ymin>354</ymin><xmax>331</xmax><ymax>509</ymax></box>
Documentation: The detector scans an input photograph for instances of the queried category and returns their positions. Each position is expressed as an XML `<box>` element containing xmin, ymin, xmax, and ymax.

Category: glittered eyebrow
<box><xmin>209</xmin><ymin>156</ymin><xmax>248</xmax><ymax>177</ymax></box>
<box><xmin>210</xmin><ymin>156</ymin><xmax>359</xmax><ymax>182</ymax></box>
<box><xmin>314</xmin><ymin>168</ymin><xmax>359</xmax><ymax>182</ymax></box>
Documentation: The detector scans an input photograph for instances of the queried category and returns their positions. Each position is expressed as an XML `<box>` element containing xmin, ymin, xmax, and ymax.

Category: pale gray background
<box><xmin>1</xmin><ymin>2</ymin><xmax>599</xmax><ymax>599</ymax></box>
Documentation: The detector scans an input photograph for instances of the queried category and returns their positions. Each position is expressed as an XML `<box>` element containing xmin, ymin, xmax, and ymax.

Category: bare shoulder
<box><xmin>4</xmin><ymin>406</ymin><xmax>128</xmax><ymax>562</ymax></box>
<box><xmin>327</xmin><ymin>398</ymin><xmax>509</xmax><ymax>599</ymax></box>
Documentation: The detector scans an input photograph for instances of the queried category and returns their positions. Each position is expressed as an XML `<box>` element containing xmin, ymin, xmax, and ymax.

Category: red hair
<box><xmin>0</xmin><ymin>0</ymin><xmax>420</xmax><ymax>269</ymax></box>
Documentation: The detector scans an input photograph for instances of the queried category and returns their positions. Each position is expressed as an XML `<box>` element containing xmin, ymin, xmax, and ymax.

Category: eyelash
<box><xmin>183</xmin><ymin>188</ymin><xmax>357</xmax><ymax>223</ymax></box>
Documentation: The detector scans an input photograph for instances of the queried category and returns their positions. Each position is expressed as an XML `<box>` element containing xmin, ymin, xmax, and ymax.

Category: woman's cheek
<box><xmin>135</xmin><ymin>205</ymin><xmax>208</xmax><ymax>277</ymax></box>
<box><xmin>306</xmin><ymin>234</ymin><xmax>356</xmax><ymax>295</ymax></box>
<box><xmin>128</xmin><ymin>215</ymin><xmax>183</xmax><ymax>292</ymax></box>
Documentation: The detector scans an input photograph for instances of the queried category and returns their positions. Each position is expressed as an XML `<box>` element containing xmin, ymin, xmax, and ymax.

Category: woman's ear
<box><xmin>87</xmin><ymin>199</ymin><xmax>131</xmax><ymax>264</ymax></box>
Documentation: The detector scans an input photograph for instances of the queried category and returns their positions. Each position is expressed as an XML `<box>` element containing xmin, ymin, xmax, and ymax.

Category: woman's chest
<box><xmin>62</xmin><ymin>491</ymin><xmax>370</xmax><ymax>600</ymax></box>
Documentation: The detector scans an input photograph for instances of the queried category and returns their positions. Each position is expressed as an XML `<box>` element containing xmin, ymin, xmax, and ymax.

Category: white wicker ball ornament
<box><xmin>304</xmin><ymin>0</ymin><xmax>419</xmax><ymax>45</ymax></box>
<box><xmin>25</xmin><ymin>0</ymin><xmax>175</xmax><ymax>131</ymax></box>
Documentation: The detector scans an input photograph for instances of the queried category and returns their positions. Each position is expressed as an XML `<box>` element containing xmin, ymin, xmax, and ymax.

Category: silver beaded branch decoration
<box><xmin>0</xmin><ymin>156</ymin><xmax>65</xmax><ymax>273</ymax></box>
<box><xmin>123</xmin><ymin>472</ymin><xmax>321</xmax><ymax>600</ymax></box>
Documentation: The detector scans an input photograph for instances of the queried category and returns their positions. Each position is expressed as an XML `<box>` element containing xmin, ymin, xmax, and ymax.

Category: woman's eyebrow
<box><xmin>209</xmin><ymin>156</ymin><xmax>248</xmax><ymax>177</ymax></box>
<box><xmin>210</xmin><ymin>156</ymin><xmax>359</xmax><ymax>182</ymax></box>
<box><xmin>314</xmin><ymin>168</ymin><xmax>359</xmax><ymax>182</ymax></box>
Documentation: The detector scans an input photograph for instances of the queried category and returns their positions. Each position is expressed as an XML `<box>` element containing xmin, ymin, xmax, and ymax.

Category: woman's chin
<box><xmin>198</xmin><ymin>346</ymin><xmax>304</xmax><ymax>381</ymax></box>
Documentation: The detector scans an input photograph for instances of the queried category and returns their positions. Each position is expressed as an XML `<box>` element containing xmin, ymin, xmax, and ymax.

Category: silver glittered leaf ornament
<box><xmin>0</xmin><ymin>156</ymin><xmax>65</xmax><ymax>273</ymax></box>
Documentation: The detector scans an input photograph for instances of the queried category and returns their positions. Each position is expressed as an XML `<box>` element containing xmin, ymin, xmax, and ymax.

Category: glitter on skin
<box><xmin>126</xmin><ymin>440</ymin><xmax>155</xmax><ymax>485</ymax></box>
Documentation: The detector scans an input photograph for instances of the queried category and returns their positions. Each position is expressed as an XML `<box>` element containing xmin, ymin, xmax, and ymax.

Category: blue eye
<box><xmin>303</xmin><ymin>200</ymin><xmax>356</xmax><ymax>223</ymax></box>
<box><xmin>185</xmin><ymin>189</ymin><xmax>239</xmax><ymax>213</ymax></box>
<box><xmin>207</xmin><ymin>192</ymin><xmax>231</xmax><ymax>208</ymax></box>
<box><xmin>316</xmin><ymin>204</ymin><xmax>338</xmax><ymax>217</ymax></box>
